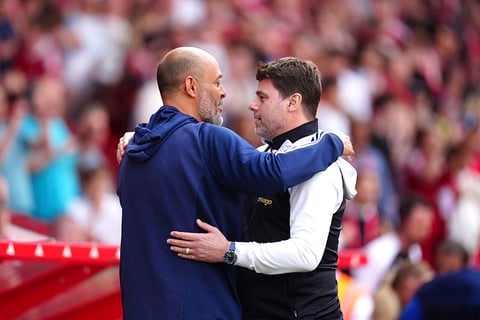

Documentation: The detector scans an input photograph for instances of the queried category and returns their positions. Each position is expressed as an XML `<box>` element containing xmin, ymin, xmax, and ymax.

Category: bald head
<box><xmin>156</xmin><ymin>47</ymin><xmax>218</xmax><ymax>97</ymax></box>
<box><xmin>155</xmin><ymin>47</ymin><xmax>226</xmax><ymax>124</ymax></box>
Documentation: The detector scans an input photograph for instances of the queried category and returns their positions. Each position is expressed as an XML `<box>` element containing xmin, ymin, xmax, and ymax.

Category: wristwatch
<box><xmin>224</xmin><ymin>242</ymin><xmax>237</xmax><ymax>265</ymax></box>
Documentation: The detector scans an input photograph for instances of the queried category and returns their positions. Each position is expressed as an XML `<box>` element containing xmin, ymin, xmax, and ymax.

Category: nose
<box><xmin>248</xmin><ymin>100</ymin><xmax>258</xmax><ymax>112</ymax></box>
<box><xmin>220</xmin><ymin>84</ymin><xmax>227</xmax><ymax>99</ymax></box>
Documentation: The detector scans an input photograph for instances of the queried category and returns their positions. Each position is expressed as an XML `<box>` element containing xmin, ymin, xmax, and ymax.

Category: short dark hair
<box><xmin>437</xmin><ymin>239</ymin><xmax>470</xmax><ymax>267</ymax></box>
<box><xmin>255</xmin><ymin>57</ymin><xmax>322</xmax><ymax>118</ymax></box>
<box><xmin>398</xmin><ymin>195</ymin><xmax>432</xmax><ymax>225</ymax></box>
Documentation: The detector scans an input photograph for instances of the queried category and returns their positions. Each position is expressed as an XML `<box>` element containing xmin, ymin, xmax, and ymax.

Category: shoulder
<box><xmin>199</xmin><ymin>123</ymin><xmax>252</xmax><ymax>148</ymax></box>
<box><xmin>198</xmin><ymin>123</ymin><xmax>235</xmax><ymax>137</ymax></box>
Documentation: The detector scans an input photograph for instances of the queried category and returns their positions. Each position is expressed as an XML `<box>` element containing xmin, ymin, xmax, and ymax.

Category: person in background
<box><xmin>372</xmin><ymin>261</ymin><xmax>434</xmax><ymax>320</ymax></box>
<box><xmin>434</xmin><ymin>239</ymin><xmax>470</xmax><ymax>274</ymax></box>
<box><xmin>340</xmin><ymin>166</ymin><xmax>381</xmax><ymax>250</ymax></box>
<box><xmin>116</xmin><ymin>47</ymin><xmax>354</xmax><ymax>320</ymax></box>
<box><xmin>0</xmin><ymin>75</ymin><xmax>33</xmax><ymax>216</ymax></box>
<box><xmin>351</xmin><ymin>195</ymin><xmax>434</xmax><ymax>293</ymax></box>
<box><xmin>23</xmin><ymin>76</ymin><xmax>80</xmax><ymax>229</ymax></box>
<box><xmin>400</xmin><ymin>123</ymin><xmax>449</xmax><ymax>266</ymax></box>
<box><xmin>392</xmin><ymin>261</ymin><xmax>435</xmax><ymax>312</ymax></box>
<box><xmin>349</xmin><ymin>117</ymin><xmax>399</xmax><ymax>232</ymax></box>
<box><xmin>56</xmin><ymin>166</ymin><xmax>121</xmax><ymax>244</ymax></box>
<box><xmin>75</xmin><ymin>101</ymin><xmax>118</xmax><ymax>175</ymax></box>
<box><xmin>166</xmin><ymin>57</ymin><xmax>357</xmax><ymax>319</ymax></box>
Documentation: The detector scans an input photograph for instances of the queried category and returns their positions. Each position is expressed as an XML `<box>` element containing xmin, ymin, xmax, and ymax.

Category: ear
<box><xmin>185</xmin><ymin>76</ymin><xmax>198</xmax><ymax>97</ymax></box>
<box><xmin>288</xmin><ymin>93</ymin><xmax>302</xmax><ymax>111</ymax></box>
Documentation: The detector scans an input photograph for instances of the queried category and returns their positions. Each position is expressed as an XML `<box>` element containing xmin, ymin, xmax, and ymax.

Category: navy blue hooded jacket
<box><xmin>116</xmin><ymin>106</ymin><xmax>344</xmax><ymax>320</ymax></box>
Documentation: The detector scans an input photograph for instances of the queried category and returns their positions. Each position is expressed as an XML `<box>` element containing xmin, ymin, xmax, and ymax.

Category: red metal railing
<box><xmin>0</xmin><ymin>240</ymin><xmax>121</xmax><ymax>320</ymax></box>
<box><xmin>0</xmin><ymin>240</ymin><xmax>367</xmax><ymax>320</ymax></box>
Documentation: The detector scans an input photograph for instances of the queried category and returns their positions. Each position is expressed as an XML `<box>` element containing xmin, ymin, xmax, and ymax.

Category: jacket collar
<box><xmin>266</xmin><ymin>119</ymin><xmax>318</xmax><ymax>150</ymax></box>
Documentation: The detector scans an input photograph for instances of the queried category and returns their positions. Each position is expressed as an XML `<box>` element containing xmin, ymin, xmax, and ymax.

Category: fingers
<box><xmin>168</xmin><ymin>240</ymin><xmax>198</xmax><ymax>260</ymax></box>
<box><xmin>338</xmin><ymin>132</ymin><xmax>355</xmax><ymax>158</ymax></box>
<box><xmin>169</xmin><ymin>230</ymin><xmax>201</xmax><ymax>241</ymax></box>
<box><xmin>167</xmin><ymin>237</ymin><xmax>192</xmax><ymax>248</ymax></box>
<box><xmin>116</xmin><ymin>132</ymin><xmax>135</xmax><ymax>164</ymax></box>
<box><xmin>116</xmin><ymin>146</ymin><xmax>124</xmax><ymax>164</ymax></box>
<box><xmin>196</xmin><ymin>219</ymin><xmax>217</xmax><ymax>232</ymax></box>
<box><xmin>177</xmin><ymin>253</ymin><xmax>194</xmax><ymax>260</ymax></box>
<box><xmin>344</xmin><ymin>141</ymin><xmax>355</xmax><ymax>158</ymax></box>
<box><xmin>116</xmin><ymin>137</ymin><xmax>125</xmax><ymax>164</ymax></box>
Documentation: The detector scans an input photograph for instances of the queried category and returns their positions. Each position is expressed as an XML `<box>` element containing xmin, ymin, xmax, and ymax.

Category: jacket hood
<box><xmin>336</xmin><ymin>157</ymin><xmax>358</xmax><ymax>200</ymax></box>
<box><xmin>126</xmin><ymin>106</ymin><xmax>197</xmax><ymax>162</ymax></box>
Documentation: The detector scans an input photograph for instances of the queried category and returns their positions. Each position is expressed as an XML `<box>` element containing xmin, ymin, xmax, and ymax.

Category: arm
<box><xmin>28</xmin><ymin>118</ymin><xmax>76</xmax><ymax>173</ymax></box>
<box><xmin>167</xmin><ymin>165</ymin><xmax>344</xmax><ymax>274</ymax></box>
<box><xmin>115</xmin><ymin>129</ymin><xmax>354</xmax><ymax>165</ymax></box>
<box><xmin>234</xmin><ymin>165</ymin><xmax>344</xmax><ymax>274</ymax></box>
<box><xmin>27</xmin><ymin>118</ymin><xmax>54</xmax><ymax>173</ymax></box>
<box><xmin>200</xmin><ymin>125</ymin><xmax>346</xmax><ymax>194</ymax></box>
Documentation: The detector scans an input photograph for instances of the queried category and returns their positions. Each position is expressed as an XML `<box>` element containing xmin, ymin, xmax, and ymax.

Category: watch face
<box><xmin>224</xmin><ymin>250</ymin><xmax>237</xmax><ymax>265</ymax></box>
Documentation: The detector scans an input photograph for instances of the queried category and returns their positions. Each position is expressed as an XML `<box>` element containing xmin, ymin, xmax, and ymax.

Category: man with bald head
<box><xmin>155</xmin><ymin>47</ymin><xmax>224</xmax><ymax>126</ymax></box>
<box><xmin>116</xmin><ymin>47</ymin><xmax>351</xmax><ymax>319</ymax></box>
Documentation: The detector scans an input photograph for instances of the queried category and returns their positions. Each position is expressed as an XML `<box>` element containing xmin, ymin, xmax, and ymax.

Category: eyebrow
<box><xmin>256</xmin><ymin>90</ymin><xmax>267</xmax><ymax>97</ymax></box>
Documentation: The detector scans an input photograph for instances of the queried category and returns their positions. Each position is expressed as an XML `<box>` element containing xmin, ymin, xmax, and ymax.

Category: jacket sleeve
<box><xmin>235</xmin><ymin>164</ymin><xmax>344</xmax><ymax>274</ymax></box>
<box><xmin>199</xmin><ymin>124</ymin><xmax>343</xmax><ymax>195</ymax></box>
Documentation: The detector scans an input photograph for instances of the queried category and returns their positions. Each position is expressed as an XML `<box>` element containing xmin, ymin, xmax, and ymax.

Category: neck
<box><xmin>268</xmin><ymin>119</ymin><xmax>318</xmax><ymax>150</ymax></box>
<box><xmin>163</xmin><ymin>98</ymin><xmax>201</xmax><ymax>122</ymax></box>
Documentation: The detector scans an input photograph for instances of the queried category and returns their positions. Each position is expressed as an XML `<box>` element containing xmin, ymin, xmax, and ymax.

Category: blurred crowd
<box><xmin>0</xmin><ymin>0</ymin><xmax>480</xmax><ymax>318</ymax></box>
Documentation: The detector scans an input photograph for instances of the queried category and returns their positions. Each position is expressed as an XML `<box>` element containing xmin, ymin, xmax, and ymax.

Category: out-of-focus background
<box><xmin>0</xmin><ymin>0</ymin><xmax>480</xmax><ymax>319</ymax></box>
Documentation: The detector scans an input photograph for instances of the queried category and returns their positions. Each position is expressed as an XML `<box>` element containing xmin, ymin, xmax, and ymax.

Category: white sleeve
<box><xmin>235</xmin><ymin>164</ymin><xmax>344</xmax><ymax>274</ymax></box>
<box><xmin>350</xmin><ymin>233</ymin><xmax>400</xmax><ymax>292</ymax></box>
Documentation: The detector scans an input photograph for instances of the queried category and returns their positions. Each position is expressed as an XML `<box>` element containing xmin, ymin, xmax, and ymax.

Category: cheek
<box><xmin>259</xmin><ymin>103</ymin><xmax>276</xmax><ymax>116</ymax></box>
<box><xmin>269</xmin><ymin>112</ymin><xmax>285</xmax><ymax>127</ymax></box>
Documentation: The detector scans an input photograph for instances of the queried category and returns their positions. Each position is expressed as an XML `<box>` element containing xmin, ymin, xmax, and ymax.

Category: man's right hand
<box><xmin>116</xmin><ymin>131</ymin><xmax>134</xmax><ymax>164</ymax></box>
<box><xmin>337</xmin><ymin>132</ymin><xmax>355</xmax><ymax>159</ymax></box>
